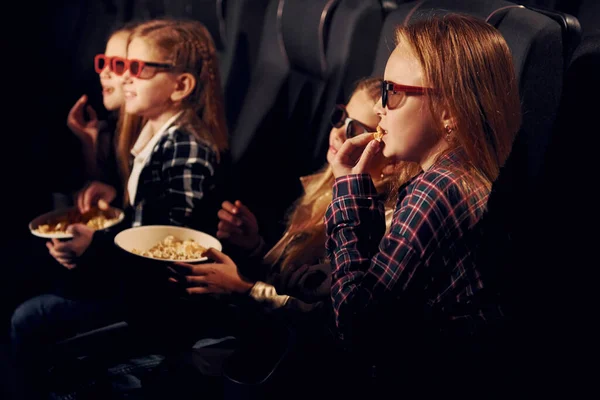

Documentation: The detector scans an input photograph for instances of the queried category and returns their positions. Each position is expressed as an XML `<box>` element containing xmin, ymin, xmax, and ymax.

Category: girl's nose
<box><xmin>373</xmin><ymin>97</ymin><xmax>385</xmax><ymax>117</ymax></box>
<box><xmin>331</xmin><ymin>126</ymin><xmax>346</xmax><ymax>148</ymax></box>
<box><xmin>99</xmin><ymin>66</ymin><xmax>111</xmax><ymax>79</ymax></box>
<box><xmin>121</xmin><ymin>69</ymin><xmax>132</xmax><ymax>83</ymax></box>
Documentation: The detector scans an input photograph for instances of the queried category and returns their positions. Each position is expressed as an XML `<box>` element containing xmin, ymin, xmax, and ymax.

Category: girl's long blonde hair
<box><xmin>115</xmin><ymin>18</ymin><xmax>229</xmax><ymax>206</ymax></box>
<box><xmin>264</xmin><ymin>77</ymin><xmax>420</xmax><ymax>270</ymax></box>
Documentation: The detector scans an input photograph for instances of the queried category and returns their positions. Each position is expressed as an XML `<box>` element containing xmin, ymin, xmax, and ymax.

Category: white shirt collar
<box><xmin>131</xmin><ymin>111</ymin><xmax>184</xmax><ymax>157</ymax></box>
<box><xmin>127</xmin><ymin>110</ymin><xmax>184</xmax><ymax>206</ymax></box>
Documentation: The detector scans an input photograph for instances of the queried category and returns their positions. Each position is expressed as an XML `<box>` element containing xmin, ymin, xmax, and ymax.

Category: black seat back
<box><xmin>512</xmin><ymin>32</ymin><xmax>599</xmax><ymax>394</ymax></box>
<box><xmin>536</xmin><ymin>34</ymin><xmax>600</xmax><ymax>278</ymax></box>
<box><xmin>575</xmin><ymin>0</ymin><xmax>600</xmax><ymax>36</ymax></box>
<box><xmin>229</xmin><ymin>0</ymin><xmax>384</xmax><ymax>243</ymax></box>
<box><xmin>225</xmin><ymin>0</ymin><xmax>292</xmax><ymax>244</ymax></box>
<box><xmin>229</xmin><ymin>0</ymin><xmax>336</xmax><ymax>243</ymax></box>
<box><xmin>221</xmin><ymin>0</ymin><xmax>271</xmax><ymax>129</ymax></box>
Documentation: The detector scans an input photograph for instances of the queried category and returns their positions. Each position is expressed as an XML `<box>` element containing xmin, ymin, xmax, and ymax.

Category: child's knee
<box><xmin>10</xmin><ymin>294</ymin><xmax>62</xmax><ymax>346</ymax></box>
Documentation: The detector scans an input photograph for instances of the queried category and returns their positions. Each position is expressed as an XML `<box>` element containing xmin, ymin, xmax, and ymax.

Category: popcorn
<box><xmin>33</xmin><ymin>208</ymin><xmax>120</xmax><ymax>234</ymax></box>
<box><xmin>132</xmin><ymin>235</ymin><xmax>207</xmax><ymax>261</ymax></box>
<box><xmin>373</xmin><ymin>126</ymin><xmax>384</xmax><ymax>142</ymax></box>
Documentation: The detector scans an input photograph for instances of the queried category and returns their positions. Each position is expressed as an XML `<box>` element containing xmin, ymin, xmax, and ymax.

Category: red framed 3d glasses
<box><xmin>94</xmin><ymin>54</ymin><xmax>116</xmax><ymax>74</ymax></box>
<box><xmin>381</xmin><ymin>80</ymin><xmax>437</xmax><ymax>109</ymax></box>
<box><xmin>94</xmin><ymin>54</ymin><xmax>174</xmax><ymax>79</ymax></box>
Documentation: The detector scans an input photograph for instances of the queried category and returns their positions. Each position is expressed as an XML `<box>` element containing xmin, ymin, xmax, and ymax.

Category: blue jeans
<box><xmin>10</xmin><ymin>293</ymin><xmax>122</xmax><ymax>399</ymax></box>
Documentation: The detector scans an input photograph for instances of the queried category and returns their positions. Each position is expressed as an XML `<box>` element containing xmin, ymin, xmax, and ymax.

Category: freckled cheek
<box><xmin>331</xmin><ymin>127</ymin><xmax>346</xmax><ymax>146</ymax></box>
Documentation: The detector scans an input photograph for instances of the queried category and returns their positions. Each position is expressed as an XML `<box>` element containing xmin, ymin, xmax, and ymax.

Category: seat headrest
<box><xmin>280</xmin><ymin>0</ymin><xmax>339</xmax><ymax>78</ymax></box>
<box><xmin>404</xmin><ymin>0</ymin><xmax>517</xmax><ymax>24</ymax></box>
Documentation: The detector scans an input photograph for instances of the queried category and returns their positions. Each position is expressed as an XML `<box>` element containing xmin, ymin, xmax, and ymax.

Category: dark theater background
<box><xmin>2</xmin><ymin>0</ymin><xmax>599</xmax><ymax>398</ymax></box>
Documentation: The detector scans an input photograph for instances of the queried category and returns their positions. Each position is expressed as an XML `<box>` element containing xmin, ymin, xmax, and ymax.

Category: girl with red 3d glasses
<box><xmin>67</xmin><ymin>22</ymin><xmax>139</xmax><ymax>187</ymax></box>
<box><xmin>70</xmin><ymin>18</ymin><xmax>229</xmax><ymax>233</ymax></box>
<box><xmin>10</xmin><ymin>19</ymin><xmax>229</xmax><ymax>399</ymax></box>
<box><xmin>325</xmin><ymin>14</ymin><xmax>521</xmax><ymax>397</ymax></box>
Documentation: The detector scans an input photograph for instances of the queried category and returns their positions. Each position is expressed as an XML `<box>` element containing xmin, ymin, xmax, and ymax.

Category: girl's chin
<box><xmin>103</xmin><ymin>100</ymin><xmax>121</xmax><ymax>111</ymax></box>
<box><xmin>103</xmin><ymin>94</ymin><xmax>122</xmax><ymax>107</ymax></box>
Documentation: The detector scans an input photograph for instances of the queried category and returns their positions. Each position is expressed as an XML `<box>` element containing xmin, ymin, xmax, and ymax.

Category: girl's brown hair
<box><xmin>115</xmin><ymin>18</ymin><xmax>229</xmax><ymax>205</ymax></box>
<box><xmin>103</xmin><ymin>22</ymin><xmax>142</xmax><ymax>206</ymax></box>
<box><xmin>397</xmin><ymin>14</ymin><xmax>521</xmax><ymax>189</ymax></box>
<box><xmin>115</xmin><ymin>109</ymin><xmax>143</xmax><ymax>206</ymax></box>
<box><xmin>264</xmin><ymin>77</ymin><xmax>420</xmax><ymax>270</ymax></box>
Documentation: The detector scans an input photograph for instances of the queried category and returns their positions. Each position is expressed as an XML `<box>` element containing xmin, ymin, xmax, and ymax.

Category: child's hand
<box><xmin>76</xmin><ymin>181</ymin><xmax>117</xmax><ymax>214</ymax></box>
<box><xmin>217</xmin><ymin>200</ymin><xmax>261</xmax><ymax>251</ymax></box>
<box><xmin>330</xmin><ymin>132</ymin><xmax>382</xmax><ymax>178</ymax></box>
<box><xmin>170</xmin><ymin>248</ymin><xmax>254</xmax><ymax>295</ymax></box>
<box><xmin>67</xmin><ymin>94</ymin><xmax>99</xmax><ymax>146</ymax></box>
<box><xmin>46</xmin><ymin>223</ymin><xmax>94</xmax><ymax>269</ymax></box>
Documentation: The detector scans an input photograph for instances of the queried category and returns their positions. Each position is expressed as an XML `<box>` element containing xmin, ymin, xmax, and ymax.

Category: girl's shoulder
<box><xmin>162</xmin><ymin>126</ymin><xmax>217</xmax><ymax>152</ymax></box>
<box><xmin>163</xmin><ymin>125</ymin><xmax>207</xmax><ymax>144</ymax></box>
<box><xmin>405</xmin><ymin>165</ymin><xmax>470</xmax><ymax>207</ymax></box>
<box><xmin>419</xmin><ymin>166</ymin><xmax>460</xmax><ymax>190</ymax></box>
<box><xmin>156</xmin><ymin>126</ymin><xmax>219</xmax><ymax>166</ymax></box>
<box><xmin>413</xmin><ymin>163</ymin><xmax>489</xmax><ymax>215</ymax></box>
<box><xmin>414</xmin><ymin>150</ymin><xmax>473</xmax><ymax>193</ymax></box>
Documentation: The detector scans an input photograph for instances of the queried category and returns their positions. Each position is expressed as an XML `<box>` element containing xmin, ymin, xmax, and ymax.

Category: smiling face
<box><xmin>374</xmin><ymin>39</ymin><xmax>447</xmax><ymax>170</ymax></box>
<box><xmin>327</xmin><ymin>88</ymin><xmax>380</xmax><ymax>165</ymax></box>
<box><xmin>121</xmin><ymin>37</ymin><xmax>179</xmax><ymax>121</ymax></box>
<box><xmin>99</xmin><ymin>31</ymin><xmax>129</xmax><ymax>111</ymax></box>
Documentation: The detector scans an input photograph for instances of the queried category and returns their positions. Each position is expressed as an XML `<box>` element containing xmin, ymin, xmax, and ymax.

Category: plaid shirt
<box><xmin>325</xmin><ymin>150</ymin><xmax>496</xmax><ymax>341</ymax></box>
<box><xmin>131</xmin><ymin>126</ymin><xmax>219</xmax><ymax>232</ymax></box>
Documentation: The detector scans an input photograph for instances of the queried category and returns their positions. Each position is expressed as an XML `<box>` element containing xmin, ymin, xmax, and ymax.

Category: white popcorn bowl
<box><xmin>114</xmin><ymin>225</ymin><xmax>222</xmax><ymax>263</ymax></box>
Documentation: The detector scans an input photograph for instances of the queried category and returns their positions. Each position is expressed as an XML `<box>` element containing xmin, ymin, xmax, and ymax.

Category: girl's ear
<box><xmin>440</xmin><ymin>108</ymin><xmax>457</xmax><ymax>132</ymax></box>
<box><xmin>170</xmin><ymin>73</ymin><xmax>196</xmax><ymax>102</ymax></box>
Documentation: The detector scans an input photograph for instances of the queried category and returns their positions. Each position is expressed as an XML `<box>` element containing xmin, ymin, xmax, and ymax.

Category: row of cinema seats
<box><xmin>8</xmin><ymin>0</ymin><xmax>600</xmax><ymax>397</ymax></box>
<box><xmin>8</xmin><ymin>0</ymin><xmax>598</xmax><ymax>244</ymax></box>
<box><xmin>125</xmin><ymin>0</ymin><xmax>599</xmax><ymax>246</ymax></box>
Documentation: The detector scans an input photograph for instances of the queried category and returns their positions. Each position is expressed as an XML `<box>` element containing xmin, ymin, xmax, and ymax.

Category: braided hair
<box><xmin>124</xmin><ymin>19</ymin><xmax>228</xmax><ymax>158</ymax></box>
